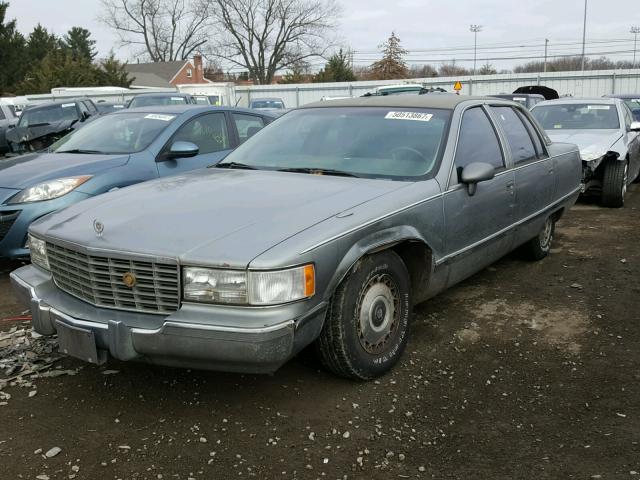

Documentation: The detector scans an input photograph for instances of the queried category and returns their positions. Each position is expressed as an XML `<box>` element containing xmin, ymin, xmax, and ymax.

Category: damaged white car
<box><xmin>531</xmin><ymin>98</ymin><xmax>640</xmax><ymax>207</ymax></box>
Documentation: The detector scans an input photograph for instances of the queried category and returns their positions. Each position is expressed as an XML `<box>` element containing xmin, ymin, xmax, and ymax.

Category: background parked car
<box><xmin>249</xmin><ymin>97</ymin><xmax>286</xmax><ymax>111</ymax></box>
<box><xmin>5</xmin><ymin>98</ymin><xmax>99</xmax><ymax>154</ymax></box>
<box><xmin>127</xmin><ymin>93</ymin><xmax>196</xmax><ymax>109</ymax></box>
<box><xmin>95</xmin><ymin>101</ymin><xmax>127</xmax><ymax>114</ymax></box>
<box><xmin>490</xmin><ymin>93</ymin><xmax>545</xmax><ymax>109</ymax></box>
<box><xmin>11</xmin><ymin>95</ymin><xmax>581</xmax><ymax>380</ymax></box>
<box><xmin>0</xmin><ymin>101</ymin><xmax>18</xmax><ymax>155</ymax></box>
<box><xmin>604</xmin><ymin>94</ymin><xmax>640</xmax><ymax>121</ymax></box>
<box><xmin>531</xmin><ymin>97</ymin><xmax>640</xmax><ymax>207</ymax></box>
<box><xmin>0</xmin><ymin>105</ymin><xmax>276</xmax><ymax>258</ymax></box>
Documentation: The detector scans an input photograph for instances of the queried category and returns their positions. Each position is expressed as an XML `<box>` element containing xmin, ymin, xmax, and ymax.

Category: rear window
<box><xmin>532</xmin><ymin>103</ymin><xmax>620</xmax><ymax>130</ymax></box>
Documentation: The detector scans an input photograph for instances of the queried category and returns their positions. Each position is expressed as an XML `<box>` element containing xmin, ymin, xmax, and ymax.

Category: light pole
<box><xmin>470</xmin><ymin>24</ymin><xmax>482</xmax><ymax>75</ymax></box>
<box><xmin>543</xmin><ymin>38</ymin><xmax>549</xmax><ymax>73</ymax></box>
<box><xmin>632</xmin><ymin>26</ymin><xmax>640</xmax><ymax>68</ymax></box>
<box><xmin>581</xmin><ymin>0</ymin><xmax>588</xmax><ymax>71</ymax></box>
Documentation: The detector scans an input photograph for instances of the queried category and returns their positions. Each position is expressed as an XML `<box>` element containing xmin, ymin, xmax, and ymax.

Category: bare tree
<box><xmin>209</xmin><ymin>0</ymin><xmax>340</xmax><ymax>84</ymax></box>
<box><xmin>99</xmin><ymin>0</ymin><xmax>213</xmax><ymax>62</ymax></box>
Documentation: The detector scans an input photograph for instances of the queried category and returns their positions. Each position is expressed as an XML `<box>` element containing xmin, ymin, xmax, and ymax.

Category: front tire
<box><xmin>601</xmin><ymin>159</ymin><xmax>628</xmax><ymax>208</ymax></box>
<box><xmin>523</xmin><ymin>216</ymin><xmax>555</xmax><ymax>261</ymax></box>
<box><xmin>315</xmin><ymin>251</ymin><xmax>412</xmax><ymax>380</ymax></box>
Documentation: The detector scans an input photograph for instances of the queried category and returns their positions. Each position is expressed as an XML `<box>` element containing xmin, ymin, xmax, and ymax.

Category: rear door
<box><xmin>443</xmin><ymin>105</ymin><xmax>516</xmax><ymax>286</ymax></box>
<box><xmin>622</xmin><ymin>104</ymin><xmax>640</xmax><ymax>181</ymax></box>
<box><xmin>490</xmin><ymin>105</ymin><xmax>555</xmax><ymax>216</ymax></box>
<box><xmin>156</xmin><ymin>112</ymin><xmax>235</xmax><ymax>176</ymax></box>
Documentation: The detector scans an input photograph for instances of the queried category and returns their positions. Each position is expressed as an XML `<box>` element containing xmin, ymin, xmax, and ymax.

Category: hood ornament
<box><xmin>93</xmin><ymin>219</ymin><xmax>104</xmax><ymax>237</ymax></box>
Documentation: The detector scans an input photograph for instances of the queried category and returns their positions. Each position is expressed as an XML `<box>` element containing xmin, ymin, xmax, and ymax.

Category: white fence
<box><xmin>235</xmin><ymin>69</ymin><xmax>640</xmax><ymax>108</ymax></box>
<box><xmin>17</xmin><ymin>69</ymin><xmax>640</xmax><ymax>108</ymax></box>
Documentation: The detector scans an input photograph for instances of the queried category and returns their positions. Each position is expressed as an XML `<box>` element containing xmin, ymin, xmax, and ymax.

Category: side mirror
<box><xmin>630</xmin><ymin>121</ymin><xmax>640</xmax><ymax>132</ymax></box>
<box><xmin>166</xmin><ymin>141</ymin><xmax>199</xmax><ymax>159</ymax></box>
<box><xmin>461</xmin><ymin>162</ymin><xmax>496</xmax><ymax>196</ymax></box>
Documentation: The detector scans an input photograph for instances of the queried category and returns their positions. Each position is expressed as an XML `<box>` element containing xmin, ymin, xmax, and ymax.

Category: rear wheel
<box><xmin>601</xmin><ymin>159</ymin><xmax>628</xmax><ymax>208</ymax></box>
<box><xmin>315</xmin><ymin>251</ymin><xmax>412</xmax><ymax>380</ymax></box>
<box><xmin>523</xmin><ymin>216</ymin><xmax>555</xmax><ymax>261</ymax></box>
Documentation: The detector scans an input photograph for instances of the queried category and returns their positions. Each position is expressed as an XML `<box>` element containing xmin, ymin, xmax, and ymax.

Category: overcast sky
<box><xmin>6</xmin><ymin>0</ymin><xmax>640</xmax><ymax>71</ymax></box>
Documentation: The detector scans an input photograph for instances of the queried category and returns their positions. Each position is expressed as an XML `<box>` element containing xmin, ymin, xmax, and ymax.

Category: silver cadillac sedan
<box><xmin>11</xmin><ymin>95</ymin><xmax>582</xmax><ymax>380</ymax></box>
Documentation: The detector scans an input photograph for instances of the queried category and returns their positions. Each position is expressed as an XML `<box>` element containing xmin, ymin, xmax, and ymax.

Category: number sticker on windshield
<box><xmin>61</xmin><ymin>103</ymin><xmax>76</xmax><ymax>108</ymax></box>
<box><xmin>171</xmin><ymin>97</ymin><xmax>184</xmax><ymax>101</ymax></box>
<box><xmin>145</xmin><ymin>114</ymin><xmax>176</xmax><ymax>122</ymax></box>
<box><xmin>385</xmin><ymin>111</ymin><xmax>433</xmax><ymax>122</ymax></box>
<box><xmin>587</xmin><ymin>105</ymin><xmax>611</xmax><ymax>110</ymax></box>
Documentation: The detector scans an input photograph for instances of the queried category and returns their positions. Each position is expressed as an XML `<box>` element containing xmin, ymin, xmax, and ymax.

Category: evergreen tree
<box><xmin>97</xmin><ymin>53</ymin><xmax>133</xmax><ymax>87</ymax></box>
<box><xmin>26</xmin><ymin>24</ymin><xmax>59</xmax><ymax>65</ymax></box>
<box><xmin>369</xmin><ymin>32</ymin><xmax>409</xmax><ymax>80</ymax></box>
<box><xmin>0</xmin><ymin>2</ymin><xmax>26</xmax><ymax>94</ymax></box>
<box><xmin>62</xmin><ymin>27</ymin><xmax>97</xmax><ymax>61</ymax></box>
<box><xmin>314</xmin><ymin>49</ymin><xmax>356</xmax><ymax>83</ymax></box>
<box><xmin>18</xmin><ymin>51</ymin><xmax>99</xmax><ymax>94</ymax></box>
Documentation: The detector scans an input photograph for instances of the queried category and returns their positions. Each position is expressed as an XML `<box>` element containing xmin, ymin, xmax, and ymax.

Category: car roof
<box><xmin>491</xmin><ymin>93</ymin><xmax>544</xmax><ymax>99</ymax></box>
<box><xmin>132</xmin><ymin>92</ymin><xmax>191</xmax><ymax>98</ymax></box>
<box><xmin>121</xmin><ymin>105</ymin><xmax>278</xmax><ymax>117</ymax></box>
<box><xmin>250</xmin><ymin>97</ymin><xmax>284</xmax><ymax>102</ymax></box>
<box><xmin>605</xmin><ymin>94</ymin><xmax>640</xmax><ymax>99</ymax></box>
<box><xmin>302</xmin><ymin>94</ymin><xmax>493</xmax><ymax>110</ymax></box>
<box><xmin>533</xmin><ymin>97</ymin><xmax>621</xmax><ymax>107</ymax></box>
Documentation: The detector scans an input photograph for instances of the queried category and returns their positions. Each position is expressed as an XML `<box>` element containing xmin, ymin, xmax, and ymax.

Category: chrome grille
<box><xmin>0</xmin><ymin>211</ymin><xmax>19</xmax><ymax>242</ymax></box>
<box><xmin>46</xmin><ymin>242</ymin><xmax>179</xmax><ymax>314</ymax></box>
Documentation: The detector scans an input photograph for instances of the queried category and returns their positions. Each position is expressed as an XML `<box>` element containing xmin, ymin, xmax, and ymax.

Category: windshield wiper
<box><xmin>57</xmin><ymin>149</ymin><xmax>106</xmax><ymax>154</ymax></box>
<box><xmin>23</xmin><ymin>122</ymin><xmax>50</xmax><ymax>128</ymax></box>
<box><xmin>277</xmin><ymin>167</ymin><xmax>359</xmax><ymax>178</ymax></box>
<box><xmin>215</xmin><ymin>162</ymin><xmax>257</xmax><ymax>170</ymax></box>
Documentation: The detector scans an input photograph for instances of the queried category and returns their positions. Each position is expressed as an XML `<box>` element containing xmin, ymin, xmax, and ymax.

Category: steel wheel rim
<box><xmin>356</xmin><ymin>274</ymin><xmax>400</xmax><ymax>355</ymax></box>
<box><xmin>540</xmin><ymin>217</ymin><xmax>553</xmax><ymax>249</ymax></box>
<box><xmin>622</xmin><ymin>164</ymin><xmax>628</xmax><ymax>197</ymax></box>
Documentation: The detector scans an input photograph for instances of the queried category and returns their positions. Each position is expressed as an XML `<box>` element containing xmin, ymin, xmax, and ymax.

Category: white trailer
<box><xmin>176</xmin><ymin>83</ymin><xmax>237</xmax><ymax>106</ymax></box>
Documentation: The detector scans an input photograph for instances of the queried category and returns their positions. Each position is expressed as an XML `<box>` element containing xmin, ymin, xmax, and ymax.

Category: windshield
<box><xmin>532</xmin><ymin>103</ymin><xmax>620</xmax><ymax>130</ymax></box>
<box><xmin>219</xmin><ymin>107</ymin><xmax>451</xmax><ymax>179</ymax></box>
<box><xmin>251</xmin><ymin>100</ymin><xmax>284</xmax><ymax>109</ymax></box>
<box><xmin>129</xmin><ymin>95</ymin><xmax>189</xmax><ymax>108</ymax></box>
<box><xmin>17</xmin><ymin>103</ymin><xmax>78</xmax><ymax>127</ymax></box>
<box><xmin>51</xmin><ymin>112</ymin><xmax>177</xmax><ymax>154</ymax></box>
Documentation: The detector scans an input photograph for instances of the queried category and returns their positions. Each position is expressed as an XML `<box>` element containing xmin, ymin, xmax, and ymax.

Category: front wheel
<box><xmin>601</xmin><ymin>159</ymin><xmax>628</xmax><ymax>208</ymax></box>
<box><xmin>315</xmin><ymin>251</ymin><xmax>412</xmax><ymax>380</ymax></box>
<box><xmin>523</xmin><ymin>216</ymin><xmax>555</xmax><ymax>261</ymax></box>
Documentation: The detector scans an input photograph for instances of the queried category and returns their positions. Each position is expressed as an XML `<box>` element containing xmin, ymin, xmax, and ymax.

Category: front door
<box><xmin>157</xmin><ymin>112</ymin><xmax>234</xmax><ymax>176</ymax></box>
<box><xmin>443</xmin><ymin>106</ymin><xmax>516</xmax><ymax>286</ymax></box>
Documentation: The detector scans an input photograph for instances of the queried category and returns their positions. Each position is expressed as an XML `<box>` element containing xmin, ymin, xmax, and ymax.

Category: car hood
<box><xmin>0</xmin><ymin>152</ymin><xmax>130</xmax><ymax>190</ymax></box>
<box><xmin>545</xmin><ymin>129</ymin><xmax>622</xmax><ymax>154</ymax></box>
<box><xmin>31</xmin><ymin>169</ymin><xmax>408</xmax><ymax>268</ymax></box>
<box><xmin>5</xmin><ymin>119</ymin><xmax>77</xmax><ymax>144</ymax></box>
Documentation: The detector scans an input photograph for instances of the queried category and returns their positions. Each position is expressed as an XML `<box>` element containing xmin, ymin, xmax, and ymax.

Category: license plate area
<box><xmin>56</xmin><ymin>321</ymin><xmax>106</xmax><ymax>365</ymax></box>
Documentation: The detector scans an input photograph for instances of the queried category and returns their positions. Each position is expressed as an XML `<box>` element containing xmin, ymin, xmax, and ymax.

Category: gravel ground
<box><xmin>0</xmin><ymin>187</ymin><xmax>639</xmax><ymax>480</ymax></box>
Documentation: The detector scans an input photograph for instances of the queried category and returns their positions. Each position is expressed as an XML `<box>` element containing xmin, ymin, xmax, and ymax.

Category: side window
<box><xmin>0</xmin><ymin>108</ymin><xmax>5</xmax><ymax>120</ymax></box>
<box><xmin>491</xmin><ymin>106</ymin><xmax>537</xmax><ymax>164</ymax></box>
<box><xmin>84</xmin><ymin>101</ymin><xmax>98</xmax><ymax>114</ymax></box>
<box><xmin>454</xmin><ymin>107</ymin><xmax>504</xmax><ymax>182</ymax></box>
<box><xmin>77</xmin><ymin>102</ymin><xmax>90</xmax><ymax>118</ymax></box>
<box><xmin>516</xmin><ymin>110</ymin><xmax>546</xmax><ymax>158</ymax></box>
<box><xmin>623</xmin><ymin>105</ymin><xmax>633</xmax><ymax>129</ymax></box>
<box><xmin>171</xmin><ymin>113</ymin><xmax>230</xmax><ymax>155</ymax></box>
<box><xmin>232</xmin><ymin>114</ymin><xmax>265</xmax><ymax>144</ymax></box>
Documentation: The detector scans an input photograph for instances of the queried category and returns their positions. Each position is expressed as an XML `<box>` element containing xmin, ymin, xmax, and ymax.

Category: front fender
<box><xmin>322</xmin><ymin>225</ymin><xmax>433</xmax><ymax>302</ymax></box>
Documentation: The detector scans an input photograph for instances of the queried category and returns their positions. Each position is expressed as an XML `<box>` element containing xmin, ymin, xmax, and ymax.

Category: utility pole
<box><xmin>470</xmin><ymin>25</ymin><xmax>482</xmax><ymax>75</ymax></box>
<box><xmin>543</xmin><ymin>38</ymin><xmax>549</xmax><ymax>73</ymax></box>
<box><xmin>632</xmin><ymin>26</ymin><xmax>640</xmax><ymax>68</ymax></box>
<box><xmin>581</xmin><ymin>0</ymin><xmax>588</xmax><ymax>71</ymax></box>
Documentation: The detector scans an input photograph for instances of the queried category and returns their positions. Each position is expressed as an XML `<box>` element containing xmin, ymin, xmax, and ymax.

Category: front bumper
<box><xmin>0</xmin><ymin>191</ymin><xmax>92</xmax><ymax>259</ymax></box>
<box><xmin>10</xmin><ymin>265</ymin><xmax>327</xmax><ymax>374</ymax></box>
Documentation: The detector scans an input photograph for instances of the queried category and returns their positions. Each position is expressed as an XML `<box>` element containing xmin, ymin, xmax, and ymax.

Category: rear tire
<box><xmin>315</xmin><ymin>251</ymin><xmax>412</xmax><ymax>380</ymax></box>
<box><xmin>601</xmin><ymin>160</ymin><xmax>628</xmax><ymax>208</ymax></box>
<box><xmin>523</xmin><ymin>216</ymin><xmax>555</xmax><ymax>261</ymax></box>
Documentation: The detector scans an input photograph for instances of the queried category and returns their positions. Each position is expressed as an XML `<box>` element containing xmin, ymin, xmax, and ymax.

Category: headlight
<box><xmin>8</xmin><ymin>176</ymin><xmax>92</xmax><ymax>204</ymax></box>
<box><xmin>183</xmin><ymin>264</ymin><xmax>315</xmax><ymax>306</ymax></box>
<box><xmin>28</xmin><ymin>234</ymin><xmax>49</xmax><ymax>270</ymax></box>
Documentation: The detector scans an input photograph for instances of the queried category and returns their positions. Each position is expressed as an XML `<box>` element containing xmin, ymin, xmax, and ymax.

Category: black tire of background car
<box><xmin>601</xmin><ymin>159</ymin><xmax>628</xmax><ymax>208</ymax></box>
<box><xmin>315</xmin><ymin>251</ymin><xmax>412</xmax><ymax>380</ymax></box>
<box><xmin>523</xmin><ymin>216</ymin><xmax>556</xmax><ymax>261</ymax></box>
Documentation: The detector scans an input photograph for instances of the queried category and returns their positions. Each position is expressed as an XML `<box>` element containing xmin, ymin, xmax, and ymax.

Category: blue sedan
<box><xmin>0</xmin><ymin>105</ymin><xmax>276</xmax><ymax>258</ymax></box>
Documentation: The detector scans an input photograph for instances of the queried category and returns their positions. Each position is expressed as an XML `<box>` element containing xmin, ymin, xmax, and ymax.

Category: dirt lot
<box><xmin>1</xmin><ymin>188</ymin><xmax>639</xmax><ymax>480</ymax></box>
